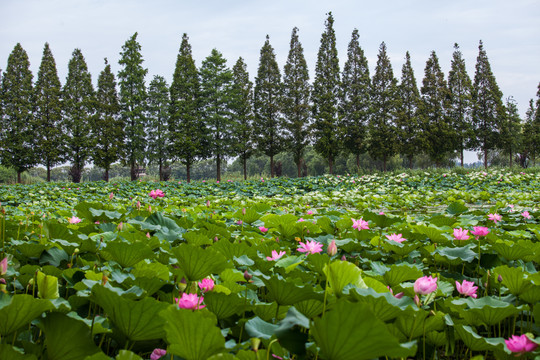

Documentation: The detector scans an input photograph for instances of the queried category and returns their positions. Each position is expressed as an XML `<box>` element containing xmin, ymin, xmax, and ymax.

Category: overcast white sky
<box><xmin>1</xmin><ymin>0</ymin><xmax>539</xmax><ymax>164</ymax></box>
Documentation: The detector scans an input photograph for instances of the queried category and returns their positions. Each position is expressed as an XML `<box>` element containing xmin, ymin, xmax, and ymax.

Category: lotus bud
<box><xmin>109</xmin><ymin>192</ymin><xmax>114</xmax><ymax>200</ymax></box>
<box><xmin>0</xmin><ymin>257</ymin><xmax>7</xmax><ymax>275</ymax></box>
<box><xmin>117</xmin><ymin>222</ymin><xmax>123</xmax><ymax>231</ymax></box>
<box><xmin>206</xmin><ymin>200</ymin><xmax>210</xmax><ymax>208</ymax></box>
<box><xmin>498</xmin><ymin>274</ymin><xmax>503</xmax><ymax>283</ymax></box>
<box><xmin>414</xmin><ymin>294</ymin><xmax>421</xmax><ymax>307</ymax></box>
<box><xmin>341</xmin><ymin>255</ymin><xmax>346</xmax><ymax>261</ymax></box>
<box><xmin>148</xmin><ymin>205</ymin><xmax>152</xmax><ymax>212</ymax></box>
<box><xmin>244</xmin><ymin>270</ymin><xmax>252</xmax><ymax>282</ymax></box>
<box><xmin>327</xmin><ymin>239</ymin><xmax>337</xmax><ymax>256</ymax></box>
<box><xmin>214</xmin><ymin>237</ymin><xmax>218</xmax><ymax>242</ymax></box>
<box><xmin>242</xmin><ymin>208</ymin><xmax>246</xmax><ymax>215</ymax></box>
<box><xmin>146</xmin><ymin>232</ymin><xmax>151</xmax><ymax>238</ymax></box>
<box><xmin>178</xmin><ymin>278</ymin><xmax>187</xmax><ymax>292</ymax></box>
<box><xmin>102</xmin><ymin>275</ymin><xmax>108</xmax><ymax>285</ymax></box>
<box><xmin>251</xmin><ymin>338</ymin><xmax>261</xmax><ymax>351</ymax></box>
<box><xmin>73</xmin><ymin>248</ymin><xmax>80</xmax><ymax>254</ymax></box>
<box><xmin>136</xmin><ymin>201</ymin><xmax>141</xmax><ymax>210</ymax></box>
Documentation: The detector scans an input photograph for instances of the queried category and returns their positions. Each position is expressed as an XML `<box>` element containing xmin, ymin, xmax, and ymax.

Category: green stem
<box><xmin>266</xmin><ymin>339</ymin><xmax>279</xmax><ymax>360</ymax></box>
<box><xmin>322</xmin><ymin>258</ymin><xmax>331</xmax><ymax>317</ymax></box>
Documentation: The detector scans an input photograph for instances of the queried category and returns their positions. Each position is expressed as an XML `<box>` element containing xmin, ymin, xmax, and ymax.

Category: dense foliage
<box><xmin>0</xmin><ymin>170</ymin><xmax>539</xmax><ymax>359</ymax></box>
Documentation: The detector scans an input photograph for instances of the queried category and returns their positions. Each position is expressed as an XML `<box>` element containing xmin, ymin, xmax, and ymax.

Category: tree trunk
<box><xmin>186</xmin><ymin>163</ymin><xmax>191</xmax><ymax>183</ymax></box>
<box><xmin>509</xmin><ymin>150</ymin><xmax>513</xmax><ymax>168</ymax></box>
<box><xmin>217</xmin><ymin>155</ymin><xmax>221</xmax><ymax>182</ymax></box>
<box><xmin>47</xmin><ymin>161</ymin><xmax>51</xmax><ymax>182</ymax></box>
<box><xmin>460</xmin><ymin>147</ymin><xmax>464</xmax><ymax>167</ymax></box>
<box><xmin>383</xmin><ymin>156</ymin><xmax>387</xmax><ymax>172</ymax></box>
<box><xmin>408</xmin><ymin>156</ymin><xmax>413</xmax><ymax>169</ymax></box>
<box><xmin>270</xmin><ymin>155</ymin><xmax>274</xmax><ymax>178</ymax></box>
<box><xmin>484</xmin><ymin>149</ymin><xmax>488</xmax><ymax>169</ymax></box>
<box><xmin>17</xmin><ymin>171</ymin><xmax>22</xmax><ymax>184</ymax></box>
<box><xmin>243</xmin><ymin>155</ymin><xmax>247</xmax><ymax>181</ymax></box>
<box><xmin>356</xmin><ymin>153</ymin><xmax>360</xmax><ymax>171</ymax></box>
<box><xmin>328</xmin><ymin>157</ymin><xmax>333</xmax><ymax>175</ymax></box>
<box><xmin>130</xmin><ymin>162</ymin><xmax>137</xmax><ymax>181</ymax></box>
<box><xmin>104</xmin><ymin>168</ymin><xmax>109</xmax><ymax>182</ymax></box>
<box><xmin>297</xmin><ymin>160</ymin><xmax>301</xmax><ymax>178</ymax></box>
<box><xmin>159</xmin><ymin>159</ymin><xmax>163</xmax><ymax>181</ymax></box>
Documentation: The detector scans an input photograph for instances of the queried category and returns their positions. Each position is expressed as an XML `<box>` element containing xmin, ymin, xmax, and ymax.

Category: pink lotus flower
<box><xmin>266</xmin><ymin>250</ymin><xmax>286</xmax><ymax>261</ymax></box>
<box><xmin>414</xmin><ymin>276</ymin><xmax>438</xmax><ymax>295</ymax></box>
<box><xmin>505</xmin><ymin>334</ymin><xmax>538</xmax><ymax>355</ymax></box>
<box><xmin>386</xmin><ymin>233</ymin><xmax>406</xmax><ymax>243</ymax></box>
<box><xmin>471</xmin><ymin>226</ymin><xmax>490</xmax><ymax>238</ymax></box>
<box><xmin>522</xmin><ymin>211</ymin><xmax>532</xmax><ymax>219</ymax></box>
<box><xmin>236</xmin><ymin>220</ymin><xmax>243</xmax><ymax>225</ymax></box>
<box><xmin>176</xmin><ymin>293</ymin><xmax>205</xmax><ymax>310</ymax></box>
<box><xmin>259</xmin><ymin>226</ymin><xmax>268</xmax><ymax>233</ymax></box>
<box><xmin>68</xmin><ymin>216</ymin><xmax>82</xmax><ymax>224</ymax></box>
<box><xmin>307</xmin><ymin>210</ymin><xmax>313</xmax><ymax>215</ymax></box>
<box><xmin>488</xmin><ymin>213</ymin><xmax>502</xmax><ymax>224</ymax></box>
<box><xmin>453</xmin><ymin>228</ymin><xmax>470</xmax><ymax>241</ymax></box>
<box><xmin>297</xmin><ymin>240</ymin><xmax>323</xmax><ymax>255</ymax></box>
<box><xmin>352</xmin><ymin>218</ymin><xmax>369</xmax><ymax>230</ymax></box>
<box><xmin>150</xmin><ymin>348</ymin><xmax>167</xmax><ymax>360</ymax></box>
<box><xmin>327</xmin><ymin>239</ymin><xmax>337</xmax><ymax>256</ymax></box>
<box><xmin>298</xmin><ymin>218</ymin><xmax>304</xmax><ymax>222</ymax></box>
<box><xmin>198</xmin><ymin>278</ymin><xmax>215</xmax><ymax>292</ymax></box>
<box><xmin>0</xmin><ymin>257</ymin><xmax>7</xmax><ymax>275</ymax></box>
<box><xmin>508</xmin><ymin>204</ymin><xmax>515</xmax><ymax>212</ymax></box>
<box><xmin>379</xmin><ymin>211</ymin><xmax>385</xmax><ymax>215</ymax></box>
<box><xmin>456</xmin><ymin>279</ymin><xmax>478</xmax><ymax>298</ymax></box>
<box><xmin>109</xmin><ymin>192</ymin><xmax>114</xmax><ymax>200</ymax></box>
<box><xmin>149</xmin><ymin>189</ymin><xmax>165</xmax><ymax>199</ymax></box>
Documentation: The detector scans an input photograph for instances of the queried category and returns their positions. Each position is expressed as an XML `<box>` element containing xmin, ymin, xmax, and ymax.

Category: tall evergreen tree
<box><xmin>312</xmin><ymin>12</ymin><xmax>341</xmax><ymax>174</ymax></box>
<box><xmin>63</xmin><ymin>48</ymin><xmax>94</xmax><ymax>183</ymax></box>
<box><xmin>368</xmin><ymin>42</ymin><xmax>398</xmax><ymax>171</ymax></box>
<box><xmin>147</xmin><ymin>75</ymin><xmax>170</xmax><ymax>181</ymax></box>
<box><xmin>200</xmin><ymin>49</ymin><xmax>234</xmax><ymax>182</ymax></box>
<box><xmin>522</xmin><ymin>83</ymin><xmax>540</xmax><ymax>166</ymax></box>
<box><xmin>340</xmin><ymin>29</ymin><xmax>370</xmax><ymax>170</ymax></box>
<box><xmin>34</xmin><ymin>43</ymin><xmax>64</xmax><ymax>181</ymax></box>
<box><xmin>420</xmin><ymin>50</ymin><xmax>453</xmax><ymax>166</ymax></box>
<box><xmin>253</xmin><ymin>35</ymin><xmax>283</xmax><ymax>178</ymax></box>
<box><xmin>448</xmin><ymin>43</ymin><xmax>473</xmax><ymax>167</ymax></box>
<box><xmin>471</xmin><ymin>40</ymin><xmax>505</xmax><ymax>169</ymax></box>
<box><xmin>118</xmin><ymin>32</ymin><xmax>148</xmax><ymax>181</ymax></box>
<box><xmin>0</xmin><ymin>43</ymin><xmax>35</xmax><ymax>183</ymax></box>
<box><xmin>231</xmin><ymin>57</ymin><xmax>254</xmax><ymax>180</ymax></box>
<box><xmin>169</xmin><ymin>33</ymin><xmax>204</xmax><ymax>183</ymax></box>
<box><xmin>500</xmin><ymin>97</ymin><xmax>521</xmax><ymax>167</ymax></box>
<box><xmin>92</xmin><ymin>58</ymin><xmax>122</xmax><ymax>182</ymax></box>
<box><xmin>282</xmin><ymin>27</ymin><xmax>311</xmax><ymax>177</ymax></box>
<box><xmin>396</xmin><ymin>51</ymin><xmax>421</xmax><ymax>169</ymax></box>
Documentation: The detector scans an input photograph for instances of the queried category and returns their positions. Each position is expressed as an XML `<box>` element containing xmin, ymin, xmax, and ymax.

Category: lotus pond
<box><xmin>0</xmin><ymin>169</ymin><xmax>539</xmax><ymax>360</ymax></box>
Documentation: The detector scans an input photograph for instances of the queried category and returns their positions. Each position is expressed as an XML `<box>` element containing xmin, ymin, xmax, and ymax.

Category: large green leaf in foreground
<box><xmin>161</xmin><ymin>306</ymin><xmax>225</xmax><ymax>360</ymax></box>
<box><xmin>91</xmin><ymin>285</ymin><xmax>169</xmax><ymax>341</ymax></box>
<box><xmin>0</xmin><ymin>294</ymin><xmax>54</xmax><ymax>336</ymax></box>
<box><xmin>311</xmin><ymin>300</ymin><xmax>417</xmax><ymax>360</ymax></box>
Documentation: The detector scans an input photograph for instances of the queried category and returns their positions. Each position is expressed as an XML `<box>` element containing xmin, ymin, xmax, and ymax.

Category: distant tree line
<box><xmin>1</xmin><ymin>13</ymin><xmax>539</xmax><ymax>183</ymax></box>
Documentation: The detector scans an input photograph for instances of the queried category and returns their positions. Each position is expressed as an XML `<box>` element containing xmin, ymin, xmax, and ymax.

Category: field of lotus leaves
<box><xmin>0</xmin><ymin>169</ymin><xmax>539</xmax><ymax>360</ymax></box>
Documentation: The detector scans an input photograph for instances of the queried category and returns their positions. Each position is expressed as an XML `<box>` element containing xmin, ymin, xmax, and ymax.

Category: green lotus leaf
<box><xmin>493</xmin><ymin>265</ymin><xmax>532</xmax><ymax>296</ymax></box>
<box><xmin>172</xmin><ymin>244</ymin><xmax>229</xmax><ymax>281</ymax></box>
<box><xmin>311</xmin><ymin>300</ymin><xmax>417</xmax><ymax>360</ymax></box>
<box><xmin>450</xmin><ymin>297</ymin><xmax>526</xmax><ymax>326</ymax></box>
<box><xmin>263</xmin><ymin>276</ymin><xmax>323</xmax><ymax>306</ymax></box>
<box><xmin>183</xmin><ymin>231</ymin><xmax>213</xmax><ymax>246</ymax></box>
<box><xmin>350</xmin><ymin>288</ymin><xmax>419</xmax><ymax>322</ymax></box>
<box><xmin>37</xmin><ymin>271</ymin><xmax>59</xmax><ymax>299</ymax></box>
<box><xmin>382</xmin><ymin>263</ymin><xmax>424</xmax><ymax>288</ymax></box>
<box><xmin>433</xmin><ymin>243</ymin><xmax>477</xmax><ymax>265</ymax></box>
<box><xmin>40</xmin><ymin>312</ymin><xmax>102</xmax><ymax>360</ymax></box>
<box><xmin>245</xmin><ymin>316</ymin><xmax>279</xmax><ymax>340</ymax></box>
<box><xmin>362</xmin><ymin>210</ymin><xmax>401</xmax><ymax>228</ymax></box>
<box><xmin>204</xmin><ymin>292</ymin><xmax>245</xmax><ymax>319</ymax></box>
<box><xmin>414</xmin><ymin>224</ymin><xmax>450</xmax><ymax>243</ymax></box>
<box><xmin>0</xmin><ymin>294</ymin><xmax>54</xmax><ymax>336</ymax></box>
<box><xmin>115</xmin><ymin>350</ymin><xmax>142</xmax><ymax>360</ymax></box>
<box><xmin>89</xmin><ymin>208</ymin><xmax>123</xmax><ymax>221</ymax></box>
<box><xmin>161</xmin><ymin>306</ymin><xmax>225</xmax><ymax>360</ymax></box>
<box><xmin>0</xmin><ymin>344</ymin><xmax>38</xmax><ymax>360</ymax></box>
<box><xmin>293</xmin><ymin>299</ymin><xmax>324</xmax><ymax>319</ymax></box>
<box><xmin>101</xmin><ymin>240</ymin><xmax>154</xmax><ymax>268</ymax></box>
<box><xmin>130</xmin><ymin>212</ymin><xmax>185</xmax><ymax>242</ymax></box>
<box><xmin>91</xmin><ymin>285</ymin><xmax>168</xmax><ymax>342</ymax></box>
<box><xmin>446</xmin><ymin>202</ymin><xmax>468</xmax><ymax>215</ymax></box>
<box><xmin>324</xmin><ymin>260</ymin><xmax>367</xmax><ymax>296</ymax></box>
<box><xmin>454</xmin><ymin>324</ymin><xmax>506</xmax><ymax>352</ymax></box>
<box><xmin>11</xmin><ymin>240</ymin><xmax>48</xmax><ymax>258</ymax></box>
<box><xmin>394</xmin><ymin>310</ymin><xmax>445</xmax><ymax>339</ymax></box>
<box><xmin>275</xmin><ymin>255</ymin><xmax>304</xmax><ymax>273</ymax></box>
<box><xmin>275</xmin><ymin>307</ymin><xmax>310</xmax><ymax>356</ymax></box>
<box><xmin>492</xmin><ymin>241</ymin><xmax>531</xmax><ymax>262</ymax></box>
<box><xmin>234</xmin><ymin>207</ymin><xmax>261</xmax><ymax>224</ymax></box>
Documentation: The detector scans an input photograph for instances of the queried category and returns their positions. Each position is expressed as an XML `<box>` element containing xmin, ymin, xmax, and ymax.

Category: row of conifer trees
<box><xmin>1</xmin><ymin>12</ymin><xmax>539</xmax><ymax>183</ymax></box>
